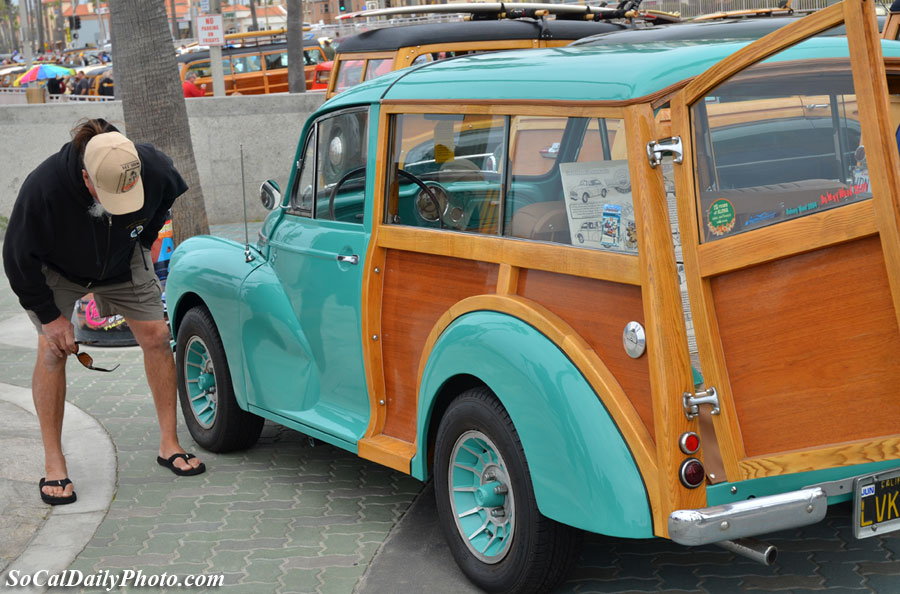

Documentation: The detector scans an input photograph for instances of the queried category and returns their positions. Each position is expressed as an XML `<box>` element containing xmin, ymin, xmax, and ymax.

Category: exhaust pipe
<box><xmin>715</xmin><ymin>537</ymin><xmax>778</xmax><ymax>566</ymax></box>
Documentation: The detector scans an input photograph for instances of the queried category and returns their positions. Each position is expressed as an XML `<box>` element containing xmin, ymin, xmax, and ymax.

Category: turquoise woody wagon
<box><xmin>166</xmin><ymin>1</ymin><xmax>900</xmax><ymax>591</ymax></box>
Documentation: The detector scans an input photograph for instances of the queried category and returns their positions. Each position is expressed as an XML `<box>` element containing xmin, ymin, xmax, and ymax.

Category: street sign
<box><xmin>197</xmin><ymin>14</ymin><xmax>225</xmax><ymax>46</ymax></box>
<box><xmin>199</xmin><ymin>0</ymin><xmax>210</xmax><ymax>14</ymax></box>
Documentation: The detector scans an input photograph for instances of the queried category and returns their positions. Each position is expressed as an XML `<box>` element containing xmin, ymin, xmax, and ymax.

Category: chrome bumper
<box><xmin>668</xmin><ymin>487</ymin><xmax>827</xmax><ymax>546</ymax></box>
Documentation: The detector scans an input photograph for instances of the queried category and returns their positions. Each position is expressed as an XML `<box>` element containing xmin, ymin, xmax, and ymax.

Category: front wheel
<box><xmin>175</xmin><ymin>306</ymin><xmax>264</xmax><ymax>452</ymax></box>
<box><xmin>434</xmin><ymin>387</ymin><xmax>581</xmax><ymax>594</ymax></box>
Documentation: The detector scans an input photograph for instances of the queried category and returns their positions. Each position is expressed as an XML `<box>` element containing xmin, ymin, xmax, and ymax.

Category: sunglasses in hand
<box><xmin>73</xmin><ymin>341</ymin><xmax>120</xmax><ymax>373</ymax></box>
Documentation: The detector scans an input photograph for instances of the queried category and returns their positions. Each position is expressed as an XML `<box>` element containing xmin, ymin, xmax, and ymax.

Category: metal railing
<box><xmin>0</xmin><ymin>87</ymin><xmax>113</xmax><ymax>105</ymax></box>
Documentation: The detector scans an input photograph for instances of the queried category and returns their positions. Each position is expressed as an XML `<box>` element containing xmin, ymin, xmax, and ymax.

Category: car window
<box><xmin>387</xmin><ymin>113</ymin><xmax>506</xmax><ymax>235</ymax></box>
<box><xmin>316</xmin><ymin>110</ymin><xmax>368</xmax><ymax>223</ymax></box>
<box><xmin>335</xmin><ymin>59</ymin><xmax>364</xmax><ymax>92</ymax></box>
<box><xmin>691</xmin><ymin>53</ymin><xmax>868</xmax><ymax>242</ymax></box>
<box><xmin>505</xmin><ymin>116</ymin><xmax>636</xmax><ymax>253</ymax></box>
<box><xmin>304</xmin><ymin>49</ymin><xmax>323</xmax><ymax>66</ymax></box>
<box><xmin>364</xmin><ymin>58</ymin><xmax>393</xmax><ymax>81</ymax></box>
<box><xmin>290</xmin><ymin>128</ymin><xmax>316</xmax><ymax>215</ymax></box>
<box><xmin>186</xmin><ymin>60</ymin><xmax>211</xmax><ymax>78</ymax></box>
<box><xmin>232</xmin><ymin>54</ymin><xmax>262</xmax><ymax>74</ymax></box>
<box><xmin>265</xmin><ymin>51</ymin><xmax>288</xmax><ymax>70</ymax></box>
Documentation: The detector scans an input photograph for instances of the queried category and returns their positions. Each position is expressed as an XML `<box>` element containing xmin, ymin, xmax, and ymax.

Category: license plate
<box><xmin>853</xmin><ymin>468</ymin><xmax>900</xmax><ymax>539</ymax></box>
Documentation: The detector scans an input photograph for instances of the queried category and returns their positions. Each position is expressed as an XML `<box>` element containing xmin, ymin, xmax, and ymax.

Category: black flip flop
<box><xmin>156</xmin><ymin>453</ymin><xmax>206</xmax><ymax>476</ymax></box>
<box><xmin>39</xmin><ymin>477</ymin><xmax>77</xmax><ymax>505</ymax></box>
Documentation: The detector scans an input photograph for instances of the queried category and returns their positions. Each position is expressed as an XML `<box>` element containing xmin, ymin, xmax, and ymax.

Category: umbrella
<box><xmin>13</xmin><ymin>64</ymin><xmax>74</xmax><ymax>87</ymax></box>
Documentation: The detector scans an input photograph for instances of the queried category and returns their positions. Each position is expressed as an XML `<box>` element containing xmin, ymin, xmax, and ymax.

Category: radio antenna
<box><xmin>240</xmin><ymin>143</ymin><xmax>255</xmax><ymax>263</ymax></box>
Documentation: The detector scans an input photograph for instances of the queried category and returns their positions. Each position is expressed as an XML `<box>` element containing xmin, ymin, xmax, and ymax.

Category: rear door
<box><xmin>671</xmin><ymin>0</ymin><xmax>900</xmax><ymax>483</ymax></box>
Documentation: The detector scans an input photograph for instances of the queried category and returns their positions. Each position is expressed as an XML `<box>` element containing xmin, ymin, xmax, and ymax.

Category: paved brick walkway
<box><xmin>0</xmin><ymin>224</ymin><xmax>898</xmax><ymax>593</ymax></box>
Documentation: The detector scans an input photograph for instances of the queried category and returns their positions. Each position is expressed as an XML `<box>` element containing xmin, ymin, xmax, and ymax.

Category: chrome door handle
<box><xmin>337</xmin><ymin>254</ymin><xmax>359</xmax><ymax>265</ymax></box>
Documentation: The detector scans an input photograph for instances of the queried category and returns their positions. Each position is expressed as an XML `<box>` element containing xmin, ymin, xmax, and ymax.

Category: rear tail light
<box><xmin>679</xmin><ymin>458</ymin><xmax>705</xmax><ymax>488</ymax></box>
<box><xmin>679</xmin><ymin>431</ymin><xmax>701</xmax><ymax>455</ymax></box>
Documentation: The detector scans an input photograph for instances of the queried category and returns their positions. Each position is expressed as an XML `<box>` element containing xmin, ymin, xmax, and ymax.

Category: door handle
<box><xmin>337</xmin><ymin>254</ymin><xmax>359</xmax><ymax>265</ymax></box>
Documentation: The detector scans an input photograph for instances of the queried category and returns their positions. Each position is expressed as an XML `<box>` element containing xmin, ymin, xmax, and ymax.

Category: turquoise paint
<box><xmin>708</xmin><ymin>459</ymin><xmax>900</xmax><ymax>507</ymax></box>
<box><xmin>248</xmin><ymin>404</ymin><xmax>359</xmax><ymax>454</ymax></box>
<box><xmin>168</xmin><ymin>235</ymin><xmax>265</xmax><ymax>410</ymax></box>
<box><xmin>324</xmin><ymin>38</ymin><xmax>900</xmax><ymax>108</ymax></box>
<box><xmin>475</xmin><ymin>482</ymin><xmax>505</xmax><ymax>508</ymax></box>
<box><xmin>414</xmin><ymin>311</ymin><xmax>653</xmax><ymax>538</ymax></box>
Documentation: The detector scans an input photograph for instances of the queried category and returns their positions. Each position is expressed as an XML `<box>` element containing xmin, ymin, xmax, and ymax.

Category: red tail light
<box><xmin>679</xmin><ymin>458</ymin><xmax>705</xmax><ymax>488</ymax></box>
<box><xmin>679</xmin><ymin>431</ymin><xmax>701</xmax><ymax>455</ymax></box>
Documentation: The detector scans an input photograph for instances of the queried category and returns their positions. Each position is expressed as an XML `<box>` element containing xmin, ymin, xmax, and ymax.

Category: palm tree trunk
<box><xmin>248</xmin><ymin>0</ymin><xmax>259</xmax><ymax>31</ymax></box>
<box><xmin>286</xmin><ymin>0</ymin><xmax>305</xmax><ymax>93</ymax></box>
<box><xmin>169</xmin><ymin>0</ymin><xmax>177</xmax><ymax>40</ymax></box>
<box><xmin>109</xmin><ymin>0</ymin><xmax>209</xmax><ymax>244</ymax></box>
<box><xmin>32</xmin><ymin>0</ymin><xmax>44</xmax><ymax>54</ymax></box>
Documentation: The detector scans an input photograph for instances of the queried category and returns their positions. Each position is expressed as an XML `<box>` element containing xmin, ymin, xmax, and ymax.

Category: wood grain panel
<box><xmin>517</xmin><ymin>269</ymin><xmax>654</xmax><ymax>439</ymax></box>
<box><xmin>712</xmin><ymin>236</ymin><xmax>900</xmax><ymax>457</ymax></box>
<box><xmin>381</xmin><ymin>251</ymin><xmax>498</xmax><ymax>441</ymax></box>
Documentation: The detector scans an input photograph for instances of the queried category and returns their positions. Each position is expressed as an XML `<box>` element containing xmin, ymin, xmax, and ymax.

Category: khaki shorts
<box><xmin>28</xmin><ymin>245</ymin><xmax>164</xmax><ymax>332</ymax></box>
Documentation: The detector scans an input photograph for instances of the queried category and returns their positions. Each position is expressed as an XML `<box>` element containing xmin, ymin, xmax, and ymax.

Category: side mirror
<box><xmin>259</xmin><ymin>179</ymin><xmax>282</xmax><ymax>210</ymax></box>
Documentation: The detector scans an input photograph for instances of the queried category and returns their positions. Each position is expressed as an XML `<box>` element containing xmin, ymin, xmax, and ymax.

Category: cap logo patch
<box><xmin>118</xmin><ymin>161</ymin><xmax>141</xmax><ymax>193</ymax></box>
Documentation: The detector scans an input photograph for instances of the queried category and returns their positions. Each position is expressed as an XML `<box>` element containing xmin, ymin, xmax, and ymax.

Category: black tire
<box><xmin>175</xmin><ymin>306</ymin><xmax>263</xmax><ymax>452</ymax></box>
<box><xmin>434</xmin><ymin>387</ymin><xmax>582</xmax><ymax>594</ymax></box>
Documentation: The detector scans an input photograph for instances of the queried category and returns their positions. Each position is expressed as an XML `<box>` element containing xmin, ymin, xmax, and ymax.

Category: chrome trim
<box><xmin>337</xmin><ymin>254</ymin><xmax>359</xmax><ymax>265</ymax></box>
<box><xmin>682</xmin><ymin>387</ymin><xmax>719</xmax><ymax>420</ymax></box>
<box><xmin>646</xmin><ymin>136</ymin><xmax>683</xmax><ymax>168</ymax></box>
<box><xmin>668</xmin><ymin>487</ymin><xmax>827</xmax><ymax>546</ymax></box>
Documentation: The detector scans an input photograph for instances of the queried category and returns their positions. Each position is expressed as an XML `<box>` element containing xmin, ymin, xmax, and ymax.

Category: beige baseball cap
<box><xmin>83</xmin><ymin>132</ymin><xmax>144</xmax><ymax>215</ymax></box>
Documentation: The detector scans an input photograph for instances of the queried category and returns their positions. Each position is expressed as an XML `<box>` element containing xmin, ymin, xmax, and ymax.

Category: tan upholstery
<box><xmin>510</xmin><ymin>201</ymin><xmax>570</xmax><ymax>243</ymax></box>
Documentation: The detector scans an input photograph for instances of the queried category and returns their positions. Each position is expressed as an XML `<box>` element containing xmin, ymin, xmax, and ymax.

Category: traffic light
<box><xmin>67</xmin><ymin>16</ymin><xmax>74</xmax><ymax>30</ymax></box>
<box><xmin>74</xmin><ymin>16</ymin><xmax>81</xmax><ymax>29</ymax></box>
<box><xmin>339</xmin><ymin>0</ymin><xmax>346</xmax><ymax>12</ymax></box>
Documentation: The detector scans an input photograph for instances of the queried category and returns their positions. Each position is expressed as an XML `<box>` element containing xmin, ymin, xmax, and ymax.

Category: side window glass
<box><xmin>265</xmin><ymin>52</ymin><xmax>287</xmax><ymax>70</ymax></box>
<box><xmin>291</xmin><ymin>127</ymin><xmax>316</xmax><ymax>215</ymax></box>
<box><xmin>304</xmin><ymin>50</ymin><xmax>322</xmax><ymax>66</ymax></box>
<box><xmin>316</xmin><ymin>111</ymin><xmax>368</xmax><ymax>223</ymax></box>
<box><xmin>335</xmin><ymin>59</ymin><xmax>364</xmax><ymax>91</ymax></box>
<box><xmin>232</xmin><ymin>55</ymin><xmax>262</xmax><ymax>74</ymax></box>
<box><xmin>187</xmin><ymin>61</ymin><xmax>211</xmax><ymax>78</ymax></box>
<box><xmin>505</xmin><ymin>116</ymin><xmax>636</xmax><ymax>253</ymax></box>
<box><xmin>386</xmin><ymin>113</ymin><xmax>506</xmax><ymax>234</ymax></box>
<box><xmin>692</xmin><ymin>51</ymin><xmax>866</xmax><ymax>242</ymax></box>
<box><xmin>364</xmin><ymin>58</ymin><xmax>393</xmax><ymax>81</ymax></box>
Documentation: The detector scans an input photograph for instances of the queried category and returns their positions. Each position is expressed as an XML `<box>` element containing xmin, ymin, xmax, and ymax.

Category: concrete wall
<box><xmin>0</xmin><ymin>93</ymin><xmax>326</xmax><ymax>226</ymax></box>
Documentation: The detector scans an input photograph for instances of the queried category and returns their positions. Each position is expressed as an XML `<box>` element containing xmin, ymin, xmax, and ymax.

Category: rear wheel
<box><xmin>434</xmin><ymin>387</ymin><xmax>581</xmax><ymax>594</ymax></box>
<box><xmin>175</xmin><ymin>306</ymin><xmax>263</xmax><ymax>452</ymax></box>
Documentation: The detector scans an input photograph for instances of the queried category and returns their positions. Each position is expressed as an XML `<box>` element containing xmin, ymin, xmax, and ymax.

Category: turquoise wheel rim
<box><xmin>183</xmin><ymin>335</ymin><xmax>217</xmax><ymax>430</ymax></box>
<box><xmin>447</xmin><ymin>430</ymin><xmax>515</xmax><ymax>564</ymax></box>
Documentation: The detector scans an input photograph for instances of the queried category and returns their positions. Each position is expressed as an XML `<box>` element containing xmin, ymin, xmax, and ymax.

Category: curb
<box><xmin>0</xmin><ymin>384</ymin><xmax>117</xmax><ymax>593</ymax></box>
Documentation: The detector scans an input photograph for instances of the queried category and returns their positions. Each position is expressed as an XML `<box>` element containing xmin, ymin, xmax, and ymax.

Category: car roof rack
<box><xmin>337</xmin><ymin>1</ymin><xmax>681</xmax><ymax>25</ymax></box>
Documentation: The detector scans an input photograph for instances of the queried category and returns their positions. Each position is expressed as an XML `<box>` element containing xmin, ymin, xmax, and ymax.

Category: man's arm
<box><xmin>140</xmin><ymin>148</ymin><xmax>189</xmax><ymax>248</ymax></box>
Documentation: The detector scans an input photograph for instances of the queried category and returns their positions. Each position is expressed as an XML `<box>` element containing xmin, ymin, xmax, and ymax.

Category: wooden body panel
<box><xmin>711</xmin><ymin>236</ymin><xmax>900</xmax><ymax>457</ymax></box>
<box><xmin>380</xmin><ymin>250</ymin><xmax>498</xmax><ymax>441</ymax></box>
<box><xmin>517</xmin><ymin>270</ymin><xmax>654</xmax><ymax>439</ymax></box>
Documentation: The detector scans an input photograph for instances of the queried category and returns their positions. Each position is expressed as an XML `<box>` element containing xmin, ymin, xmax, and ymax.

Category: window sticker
<box><xmin>707</xmin><ymin>198</ymin><xmax>736</xmax><ymax>237</ymax></box>
<box><xmin>559</xmin><ymin>161</ymin><xmax>636</xmax><ymax>254</ymax></box>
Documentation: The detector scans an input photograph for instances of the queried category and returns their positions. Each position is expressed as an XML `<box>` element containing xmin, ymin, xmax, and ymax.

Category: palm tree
<box><xmin>248</xmin><ymin>0</ymin><xmax>259</xmax><ymax>31</ymax></box>
<box><xmin>109</xmin><ymin>0</ymin><xmax>210</xmax><ymax>244</ymax></box>
<box><xmin>286</xmin><ymin>0</ymin><xmax>305</xmax><ymax>93</ymax></box>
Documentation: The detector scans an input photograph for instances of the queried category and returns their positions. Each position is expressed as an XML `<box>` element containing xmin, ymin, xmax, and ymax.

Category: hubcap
<box><xmin>447</xmin><ymin>430</ymin><xmax>515</xmax><ymax>564</ymax></box>
<box><xmin>183</xmin><ymin>336</ymin><xmax>217</xmax><ymax>429</ymax></box>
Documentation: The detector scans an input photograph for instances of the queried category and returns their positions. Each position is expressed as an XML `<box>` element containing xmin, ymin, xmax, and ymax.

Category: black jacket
<box><xmin>3</xmin><ymin>138</ymin><xmax>188</xmax><ymax>324</ymax></box>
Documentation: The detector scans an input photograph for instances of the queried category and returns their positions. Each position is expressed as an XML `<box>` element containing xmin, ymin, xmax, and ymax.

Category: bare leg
<box><xmin>33</xmin><ymin>335</ymin><xmax>74</xmax><ymax>498</ymax></box>
<box><xmin>125</xmin><ymin>317</ymin><xmax>202</xmax><ymax>472</ymax></box>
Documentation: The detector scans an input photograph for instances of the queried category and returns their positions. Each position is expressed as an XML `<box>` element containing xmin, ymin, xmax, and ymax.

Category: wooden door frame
<box><xmin>670</xmin><ymin>0</ymin><xmax>900</xmax><ymax>482</ymax></box>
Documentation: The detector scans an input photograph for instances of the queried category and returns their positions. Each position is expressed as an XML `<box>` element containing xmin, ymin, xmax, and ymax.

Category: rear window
<box><xmin>691</xmin><ymin>55</ymin><xmax>869</xmax><ymax>242</ymax></box>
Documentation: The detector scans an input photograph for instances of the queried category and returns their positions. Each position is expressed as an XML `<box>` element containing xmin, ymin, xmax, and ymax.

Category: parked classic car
<box><xmin>166</xmin><ymin>1</ymin><xmax>900</xmax><ymax>591</ymax></box>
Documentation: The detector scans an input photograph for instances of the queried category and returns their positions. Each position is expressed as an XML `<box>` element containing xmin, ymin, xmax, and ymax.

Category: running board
<box><xmin>358</xmin><ymin>434</ymin><xmax>417</xmax><ymax>474</ymax></box>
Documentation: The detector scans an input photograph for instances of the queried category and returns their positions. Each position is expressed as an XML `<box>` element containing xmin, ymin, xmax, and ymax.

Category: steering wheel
<box><xmin>328</xmin><ymin>165</ymin><xmax>367</xmax><ymax>221</ymax></box>
<box><xmin>328</xmin><ymin>167</ymin><xmax>446</xmax><ymax>227</ymax></box>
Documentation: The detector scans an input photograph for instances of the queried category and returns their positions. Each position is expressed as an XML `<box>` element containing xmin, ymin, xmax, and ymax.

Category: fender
<box><xmin>414</xmin><ymin>310</ymin><xmax>653</xmax><ymax>538</ymax></box>
<box><xmin>167</xmin><ymin>235</ymin><xmax>263</xmax><ymax>410</ymax></box>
